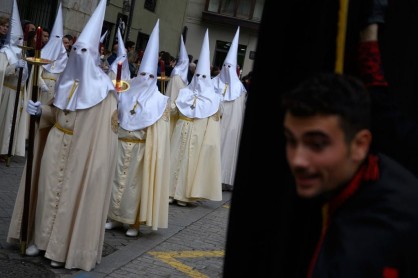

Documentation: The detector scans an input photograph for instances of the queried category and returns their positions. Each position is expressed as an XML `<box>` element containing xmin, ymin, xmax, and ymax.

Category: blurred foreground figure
<box><xmin>223</xmin><ymin>0</ymin><xmax>418</xmax><ymax>277</ymax></box>
<box><xmin>282</xmin><ymin>73</ymin><xmax>418</xmax><ymax>277</ymax></box>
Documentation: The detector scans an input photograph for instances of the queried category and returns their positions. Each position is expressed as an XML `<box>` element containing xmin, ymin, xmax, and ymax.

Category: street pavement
<box><xmin>0</xmin><ymin>155</ymin><xmax>231</xmax><ymax>277</ymax></box>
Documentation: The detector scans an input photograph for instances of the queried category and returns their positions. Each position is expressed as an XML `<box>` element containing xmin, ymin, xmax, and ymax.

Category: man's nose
<box><xmin>289</xmin><ymin>146</ymin><xmax>309</xmax><ymax>168</ymax></box>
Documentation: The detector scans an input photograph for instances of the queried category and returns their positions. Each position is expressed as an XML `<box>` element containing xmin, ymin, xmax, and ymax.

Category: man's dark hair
<box><xmin>281</xmin><ymin>72</ymin><xmax>371</xmax><ymax>141</ymax></box>
<box><xmin>64</xmin><ymin>34</ymin><xmax>73</xmax><ymax>41</ymax></box>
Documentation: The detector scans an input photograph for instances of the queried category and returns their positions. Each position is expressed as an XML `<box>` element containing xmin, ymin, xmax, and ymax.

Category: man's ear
<box><xmin>351</xmin><ymin>129</ymin><xmax>372</xmax><ymax>162</ymax></box>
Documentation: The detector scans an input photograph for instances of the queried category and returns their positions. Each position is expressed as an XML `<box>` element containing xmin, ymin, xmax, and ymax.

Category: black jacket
<box><xmin>312</xmin><ymin>153</ymin><xmax>418</xmax><ymax>277</ymax></box>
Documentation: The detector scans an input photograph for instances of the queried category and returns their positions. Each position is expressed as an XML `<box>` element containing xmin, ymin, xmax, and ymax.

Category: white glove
<box><xmin>16</xmin><ymin>59</ymin><xmax>27</xmax><ymax>69</ymax></box>
<box><xmin>40</xmin><ymin>84</ymin><xmax>49</xmax><ymax>93</ymax></box>
<box><xmin>26</xmin><ymin>100</ymin><xmax>42</xmax><ymax>116</ymax></box>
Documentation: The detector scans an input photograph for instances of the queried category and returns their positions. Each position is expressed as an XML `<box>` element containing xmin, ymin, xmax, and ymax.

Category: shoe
<box><xmin>25</xmin><ymin>244</ymin><xmax>40</xmax><ymax>256</ymax></box>
<box><xmin>176</xmin><ymin>201</ymin><xmax>187</xmax><ymax>207</ymax></box>
<box><xmin>222</xmin><ymin>183</ymin><xmax>233</xmax><ymax>192</ymax></box>
<box><xmin>105</xmin><ymin>220</ymin><xmax>122</xmax><ymax>230</ymax></box>
<box><xmin>50</xmin><ymin>260</ymin><xmax>64</xmax><ymax>268</ymax></box>
<box><xmin>126</xmin><ymin>228</ymin><xmax>139</xmax><ymax>237</ymax></box>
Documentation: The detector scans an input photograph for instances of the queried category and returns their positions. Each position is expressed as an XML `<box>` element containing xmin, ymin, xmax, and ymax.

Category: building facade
<box><xmin>0</xmin><ymin>0</ymin><xmax>263</xmax><ymax>76</ymax></box>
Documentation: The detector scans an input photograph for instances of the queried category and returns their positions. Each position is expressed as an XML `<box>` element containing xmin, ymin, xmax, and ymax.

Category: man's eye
<box><xmin>307</xmin><ymin>140</ymin><xmax>328</xmax><ymax>151</ymax></box>
<box><xmin>149</xmin><ymin>74</ymin><xmax>154</xmax><ymax>79</ymax></box>
<box><xmin>81</xmin><ymin>48</ymin><xmax>87</xmax><ymax>52</ymax></box>
<box><xmin>140</xmin><ymin>72</ymin><xmax>146</xmax><ymax>76</ymax></box>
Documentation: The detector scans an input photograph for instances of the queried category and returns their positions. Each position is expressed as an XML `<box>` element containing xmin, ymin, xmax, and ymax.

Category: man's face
<box><xmin>42</xmin><ymin>31</ymin><xmax>49</xmax><ymax>44</ymax></box>
<box><xmin>63</xmin><ymin>37</ymin><xmax>71</xmax><ymax>49</ymax></box>
<box><xmin>0</xmin><ymin>22</ymin><xmax>9</xmax><ymax>36</ymax></box>
<box><xmin>26</xmin><ymin>23</ymin><xmax>36</xmax><ymax>33</ymax></box>
<box><xmin>284</xmin><ymin>113</ymin><xmax>361</xmax><ymax>199</ymax></box>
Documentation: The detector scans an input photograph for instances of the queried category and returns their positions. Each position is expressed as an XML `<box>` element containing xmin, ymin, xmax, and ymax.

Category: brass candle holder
<box><xmin>112</xmin><ymin>79</ymin><xmax>130</xmax><ymax>93</ymax></box>
<box><xmin>17</xmin><ymin>44</ymin><xmax>33</xmax><ymax>59</ymax></box>
<box><xmin>25</xmin><ymin>56</ymin><xmax>53</xmax><ymax>66</ymax></box>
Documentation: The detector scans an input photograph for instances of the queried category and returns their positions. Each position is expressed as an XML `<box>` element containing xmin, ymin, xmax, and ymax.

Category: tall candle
<box><xmin>35</xmin><ymin>26</ymin><xmax>43</xmax><ymax>50</ymax></box>
<box><xmin>116</xmin><ymin>62</ymin><xmax>122</xmax><ymax>81</ymax></box>
<box><xmin>116</xmin><ymin>62</ymin><xmax>122</xmax><ymax>90</ymax></box>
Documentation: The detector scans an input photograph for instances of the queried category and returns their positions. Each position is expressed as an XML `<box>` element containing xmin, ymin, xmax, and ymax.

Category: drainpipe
<box><xmin>125</xmin><ymin>0</ymin><xmax>136</xmax><ymax>41</ymax></box>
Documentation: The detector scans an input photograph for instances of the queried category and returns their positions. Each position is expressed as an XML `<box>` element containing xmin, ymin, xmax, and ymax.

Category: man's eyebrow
<box><xmin>283</xmin><ymin>127</ymin><xmax>329</xmax><ymax>138</ymax></box>
<box><xmin>303</xmin><ymin>131</ymin><xmax>329</xmax><ymax>139</ymax></box>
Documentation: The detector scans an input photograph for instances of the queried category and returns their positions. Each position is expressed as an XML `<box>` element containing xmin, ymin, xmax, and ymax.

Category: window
<box><xmin>18</xmin><ymin>0</ymin><xmax>57</xmax><ymax>31</ymax></box>
<box><xmin>144</xmin><ymin>0</ymin><xmax>156</xmax><ymax>12</ymax></box>
<box><xmin>205</xmin><ymin>0</ymin><xmax>264</xmax><ymax>21</ymax></box>
<box><xmin>213</xmin><ymin>40</ymin><xmax>247</xmax><ymax>71</ymax></box>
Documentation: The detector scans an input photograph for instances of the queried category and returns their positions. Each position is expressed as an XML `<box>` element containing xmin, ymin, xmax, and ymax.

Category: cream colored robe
<box><xmin>169</xmin><ymin>111</ymin><xmax>223</xmax><ymax>203</ymax></box>
<box><xmin>7</xmin><ymin>92</ymin><xmax>118</xmax><ymax>271</ymax></box>
<box><xmin>108</xmin><ymin>103</ymin><xmax>170</xmax><ymax>230</ymax></box>
<box><xmin>0</xmin><ymin>52</ymin><xmax>29</xmax><ymax>156</ymax></box>
<box><xmin>38</xmin><ymin>67</ymin><xmax>59</xmax><ymax>105</ymax></box>
<box><xmin>220</xmin><ymin>93</ymin><xmax>246</xmax><ymax>185</ymax></box>
<box><xmin>7</xmin><ymin>71</ymin><xmax>60</xmax><ymax>236</ymax></box>
<box><xmin>165</xmin><ymin>75</ymin><xmax>187</xmax><ymax>137</ymax></box>
<box><xmin>25</xmin><ymin>66</ymin><xmax>59</xmax><ymax>107</ymax></box>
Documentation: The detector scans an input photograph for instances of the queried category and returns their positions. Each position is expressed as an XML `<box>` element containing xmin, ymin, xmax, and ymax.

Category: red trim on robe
<box><xmin>306</xmin><ymin>155</ymin><xmax>380</xmax><ymax>278</ymax></box>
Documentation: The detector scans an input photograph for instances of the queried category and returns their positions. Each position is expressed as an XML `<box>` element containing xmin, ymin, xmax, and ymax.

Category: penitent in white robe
<box><xmin>7</xmin><ymin>92</ymin><xmax>118</xmax><ymax>271</ymax></box>
<box><xmin>0</xmin><ymin>52</ymin><xmax>29</xmax><ymax>156</ymax></box>
<box><xmin>169</xmin><ymin>111</ymin><xmax>223</xmax><ymax>203</ymax></box>
<box><xmin>107</xmin><ymin>103</ymin><xmax>170</xmax><ymax>230</ymax></box>
<box><xmin>219</xmin><ymin>93</ymin><xmax>246</xmax><ymax>186</ymax></box>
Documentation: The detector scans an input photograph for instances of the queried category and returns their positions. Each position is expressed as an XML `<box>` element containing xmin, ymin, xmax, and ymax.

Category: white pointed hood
<box><xmin>109</xmin><ymin>27</ymin><xmax>131</xmax><ymax>81</ymax></box>
<box><xmin>97</xmin><ymin>29</ymin><xmax>108</xmax><ymax>65</ymax></box>
<box><xmin>170</xmin><ymin>34</ymin><xmax>189</xmax><ymax>85</ymax></box>
<box><xmin>100</xmin><ymin>30</ymin><xmax>108</xmax><ymax>44</ymax></box>
<box><xmin>53</xmin><ymin>0</ymin><xmax>115</xmax><ymax>111</ymax></box>
<box><xmin>118</xmin><ymin>19</ymin><xmax>168</xmax><ymax>131</ymax></box>
<box><xmin>41</xmin><ymin>1</ymin><xmax>68</xmax><ymax>73</ymax></box>
<box><xmin>137</xmin><ymin>19</ymin><xmax>159</xmax><ymax>77</ymax></box>
<box><xmin>0</xmin><ymin>0</ymin><xmax>24</xmax><ymax>64</ymax></box>
<box><xmin>212</xmin><ymin>26</ymin><xmax>246</xmax><ymax>101</ymax></box>
<box><xmin>176</xmin><ymin>29</ymin><xmax>221</xmax><ymax>118</ymax></box>
<box><xmin>224</xmin><ymin>27</ymin><xmax>239</xmax><ymax>67</ymax></box>
<box><xmin>194</xmin><ymin>30</ymin><xmax>211</xmax><ymax>78</ymax></box>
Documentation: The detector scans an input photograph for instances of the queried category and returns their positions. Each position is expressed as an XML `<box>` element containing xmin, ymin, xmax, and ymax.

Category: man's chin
<box><xmin>296</xmin><ymin>186</ymin><xmax>320</xmax><ymax>199</ymax></box>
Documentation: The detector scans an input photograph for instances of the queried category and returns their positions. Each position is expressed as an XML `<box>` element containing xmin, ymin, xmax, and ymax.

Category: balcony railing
<box><xmin>203</xmin><ymin>0</ymin><xmax>264</xmax><ymax>31</ymax></box>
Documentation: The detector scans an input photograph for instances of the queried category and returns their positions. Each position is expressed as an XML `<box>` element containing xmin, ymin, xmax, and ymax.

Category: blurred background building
<box><xmin>0</xmin><ymin>0</ymin><xmax>264</xmax><ymax>77</ymax></box>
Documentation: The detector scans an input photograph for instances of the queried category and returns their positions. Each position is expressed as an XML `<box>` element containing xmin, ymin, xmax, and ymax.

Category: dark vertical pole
<box><xmin>182</xmin><ymin>26</ymin><xmax>188</xmax><ymax>44</ymax></box>
<box><xmin>6</xmin><ymin>66</ymin><xmax>24</xmax><ymax>166</ymax></box>
<box><xmin>125</xmin><ymin>0</ymin><xmax>136</xmax><ymax>41</ymax></box>
<box><xmin>20</xmin><ymin>27</ymin><xmax>43</xmax><ymax>255</ymax></box>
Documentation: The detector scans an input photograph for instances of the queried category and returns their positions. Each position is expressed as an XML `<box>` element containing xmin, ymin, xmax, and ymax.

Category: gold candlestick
<box><xmin>112</xmin><ymin>79</ymin><xmax>130</xmax><ymax>93</ymax></box>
